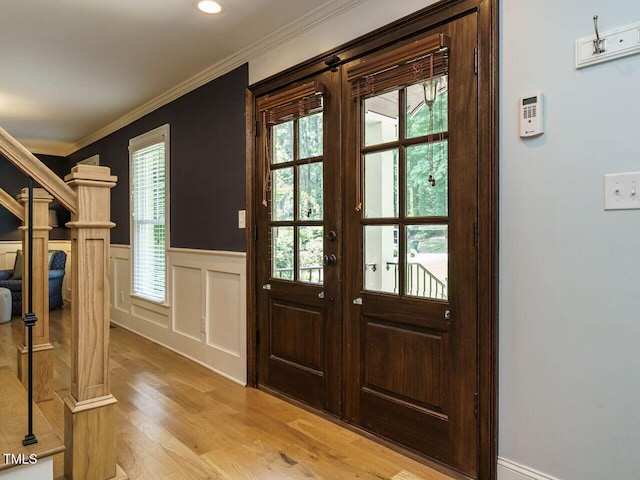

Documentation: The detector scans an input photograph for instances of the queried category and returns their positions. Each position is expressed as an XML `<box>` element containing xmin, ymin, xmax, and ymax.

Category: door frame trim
<box><xmin>245</xmin><ymin>1</ymin><xmax>498</xmax><ymax>478</ymax></box>
<box><xmin>245</xmin><ymin>88</ymin><xmax>258</xmax><ymax>387</ymax></box>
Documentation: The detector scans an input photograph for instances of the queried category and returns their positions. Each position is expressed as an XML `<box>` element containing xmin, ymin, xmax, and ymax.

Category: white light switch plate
<box><xmin>604</xmin><ymin>172</ymin><xmax>640</xmax><ymax>210</ymax></box>
<box><xmin>238</xmin><ymin>210</ymin><xmax>246</xmax><ymax>229</ymax></box>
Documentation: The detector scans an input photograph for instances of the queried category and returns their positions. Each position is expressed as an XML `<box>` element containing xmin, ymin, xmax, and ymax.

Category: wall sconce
<box><xmin>48</xmin><ymin>209</ymin><xmax>58</xmax><ymax>228</ymax></box>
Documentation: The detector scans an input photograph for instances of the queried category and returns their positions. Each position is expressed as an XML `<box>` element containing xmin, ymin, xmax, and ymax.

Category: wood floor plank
<box><xmin>157</xmin><ymin>382</ymin><xmax>217</xmax><ymax>414</ymax></box>
<box><xmin>0</xmin><ymin>308</ymin><xmax>456</xmax><ymax>480</ymax></box>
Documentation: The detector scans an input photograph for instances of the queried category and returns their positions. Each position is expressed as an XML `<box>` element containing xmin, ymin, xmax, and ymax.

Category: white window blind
<box><xmin>129</xmin><ymin>125</ymin><xmax>169</xmax><ymax>303</ymax></box>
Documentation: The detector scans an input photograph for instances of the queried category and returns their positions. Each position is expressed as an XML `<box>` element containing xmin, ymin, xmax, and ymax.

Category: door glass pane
<box><xmin>406</xmin><ymin>225</ymin><xmax>448</xmax><ymax>300</ymax></box>
<box><xmin>271</xmin><ymin>167</ymin><xmax>294</xmax><ymax>221</ymax></box>
<box><xmin>364</xmin><ymin>91</ymin><xmax>399</xmax><ymax>146</ymax></box>
<box><xmin>298</xmin><ymin>226</ymin><xmax>324</xmax><ymax>284</ymax></box>
<box><xmin>364</xmin><ymin>149</ymin><xmax>398</xmax><ymax>218</ymax></box>
<box><xmin>272</xmin><ymin>226</ymin><xmax>294</xmax><ymax>280</ymax></box>
<box><xmin>406</xmin><ymin>141</ymin><xmax>448</xmax><ymax>217</ymax></box>
<box><xmin>298</xmin><ymin>162</ymin><xmax>323</xmax><ymax>221</ymax></box>
<box><xmin>406</xmin><ymin>76</ymin><xmax>448</xmax><ymax>139</ymax></box>
<box><xmin>272</xmin><ymin>121</ymin><xmax>294</xmax><ymax>164</ymax></box>
<box><xmin>363</xmin><ymin>225</ymin><xmax>398</xmax><ymax>294</ymax></box>
<box><xmin>299</xmin><ymin>113</ymin><xmax>323</xmax><ymax>159</ymax></box>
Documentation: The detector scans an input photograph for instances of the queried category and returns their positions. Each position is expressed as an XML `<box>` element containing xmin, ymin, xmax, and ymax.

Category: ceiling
<box><xmin>0</xmin><ymin>0</ymin><xmax>362</xmax><ymax>156</ymax></box>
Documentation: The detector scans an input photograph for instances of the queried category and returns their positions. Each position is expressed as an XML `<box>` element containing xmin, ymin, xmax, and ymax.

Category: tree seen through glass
<box><xmin>270</xmin><ymin>111</ymin><xmax>324</xmax><ymax>284</ymax></box>
<box><xmin>363</xmin><ymin>77</ymin><xmax>450</xmax><ymax>300</ymax></box>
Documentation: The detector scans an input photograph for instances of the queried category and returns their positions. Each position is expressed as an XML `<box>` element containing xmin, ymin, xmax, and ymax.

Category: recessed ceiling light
<box><xmin>196</xmin><ymin>0</ymin><xmax>222</xmax><ymax>14</ymax></box>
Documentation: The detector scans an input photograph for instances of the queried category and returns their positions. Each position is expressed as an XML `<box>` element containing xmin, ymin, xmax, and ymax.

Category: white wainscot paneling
<box><xmin>113</xmin><ymin>256</ymin><xmax>130</xmax><ymax>311</ymax></box>
<box><xmin>110</xmin><ymin>245</ymin><xmax>131</xmax><ymax>322</ymax></box>
<box><xmin>0</xmin><ymin>250</ymin><xmax>14</xmax><ymax>270</ymax></box>
<box><xmin>0</xmin><ymin>242</ymin><xmax>24</xmax><ymax>270</ymax></box>
<box><xmin>131</xmin><ymin>300</ymin><xmax>170</xmax><ymax>328</ymax></box>
<box><xmin>170</xmin><ymin>248</ymin><xmax>247</xmax><ymax>383</ymax></box>
<box><xmin>207</xmin><ymin>270</ymin><xmax>241</xmax><ymax>355</ymax></box>
<box><xmin>109</xmin><ymin>245</ymin><xmax>247</xmax><ymax>384</ymax></box>
<box><xmin>112</xmin><ymin>244</ymin><xmax>170</xmax><ymax>329</ymax></box>
<box><xmin>172</xmin><ymin>265</ymin><xmax>203</xmax><ymax>341</ymax></box>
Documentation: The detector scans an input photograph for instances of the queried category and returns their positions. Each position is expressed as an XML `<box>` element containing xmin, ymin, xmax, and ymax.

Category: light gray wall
<box><xmin>250</xmin><ymin>0</ymin><xmax>640</xmax><ymax>478</ymax></box>
<box><xmin>249</xmin><ymin>0</ymin><xmax>438</xmax><ymax>84</ymax></box>
<box><xmin>500</xmin><ymin>1</ymin><xmax>640</xmax><ymax>479</ymax></box>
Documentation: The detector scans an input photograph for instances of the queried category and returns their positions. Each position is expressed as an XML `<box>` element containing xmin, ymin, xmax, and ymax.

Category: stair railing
<box><xmin>0</xmin><ymin>187</ymin><xmax>25</xmax><ymax>221</ymax></box>
<box><xmin>0</xmin><ymin>125</ymin><xmax>120</xmax><ymax>480</ymax></box>
<box><xmin>0</xmin><ymin>183</ymin><xmax>46</xmax><ymax>444</ymax></box>
<box><xmin>22</xmin><ymin>178</ymin><xmax>38</xmax><ymax>445</ymax></box>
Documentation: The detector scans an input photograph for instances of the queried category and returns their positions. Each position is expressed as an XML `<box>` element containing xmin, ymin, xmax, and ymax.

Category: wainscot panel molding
<box><xmin>498</xmin><ymin>458</ymin><xmax>563</xmax><ymax>480</ymax></box>
<box><xmin>0</xmin><ymin>240</ymin><xmax>72</xmax><ymax>303</ymax></box>
<box><xmin>109</xmin><ymin>245</ymin><xmax>247</xmax><ymax>384</ymax></box>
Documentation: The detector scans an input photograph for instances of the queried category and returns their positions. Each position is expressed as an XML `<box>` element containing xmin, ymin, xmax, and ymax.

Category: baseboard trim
<box><xmin>498</xmin><ymin>458</ymin><xmax>562</xmax><ymax>480</ymax></box>
<box><xmin>109</xmin><ymin>319</ymin><xmax>246</xmax><ymax>386</ymax></box>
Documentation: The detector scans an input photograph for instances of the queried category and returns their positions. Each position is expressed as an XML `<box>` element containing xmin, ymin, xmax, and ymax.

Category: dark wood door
<box><xmin>255</xmin><ymin>70</ymin><xmax>342</xmax><ymax>414</ymax></box>
<box><xmin>254</xmin><ymin>10</ymin><xmax>487</xmax><ymax>476</ymax></box>
<box><xmin>343</xmin><ymin>14</ymin><xmax>480</xmax><ymax>476</ymax></box>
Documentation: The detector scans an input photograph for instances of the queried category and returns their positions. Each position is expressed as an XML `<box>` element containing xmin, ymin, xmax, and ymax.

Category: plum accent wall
<box><xmin>67</xmin><ymin>64</ymin><xmax>248</xmax><ymax>252</ymax></box>
<box><xmin>0</xmin><ymin>153</ymin><xmax>71</xmax><ymax>241</ymax></box>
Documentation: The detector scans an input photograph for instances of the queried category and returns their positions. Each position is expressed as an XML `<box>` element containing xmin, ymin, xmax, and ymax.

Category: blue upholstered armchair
<box><xmin>0</xmin><ymin>250</ymin><xmax>67</xmax><ymax>316</ymax></box>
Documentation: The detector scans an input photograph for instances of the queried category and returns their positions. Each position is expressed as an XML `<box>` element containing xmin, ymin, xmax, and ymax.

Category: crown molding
<box><xmin>60</xmin><ymin>0</ymin><xmax>366</xmax><ymax>157</ymax></box>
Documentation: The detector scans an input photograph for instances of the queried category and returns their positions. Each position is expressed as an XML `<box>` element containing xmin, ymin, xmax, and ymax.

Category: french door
<box><xmin>343</xmin><ymin>14</ymin><xmax>479</xmax><ymax>476</ymax></box>
<box><xmin>255</xmin><ymin>70</ymin><xmax>343</xmax><ymax>414</ymax></box>
<box><xmin>254</xmin><ymin>10</ymin><xmax>485</xmax><ymax>477</ymax></box>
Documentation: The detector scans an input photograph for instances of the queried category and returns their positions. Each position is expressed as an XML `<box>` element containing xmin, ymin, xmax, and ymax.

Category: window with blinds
<box><xmin>129</xmin><ymin>124</ymin><xmax>170</xmax><ymax>303</ymax></box>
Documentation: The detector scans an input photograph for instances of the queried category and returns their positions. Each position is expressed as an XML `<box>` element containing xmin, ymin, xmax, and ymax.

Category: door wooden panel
<box><xmin>363</xmin><ymin>320</ymin><xmax>448</xmax><ymax>409</ymax></box>
<box><xmin>267</xmin><ymin>296</ymin><xmax>325</xmax><ymax>407</ymax></box>
<box><xmin>270</xmin><ymin>301</ymin><xmax>324</xmax><ymax>371</ymax></box>
<box><xmin>359</xmin><ymin>316</ymin><xmax>452</xmax><ymax>463</ymax></box>
<box><xmin>360</xmin><ymin>388</ymin><xmax>451</xmax><ymax>463</ymax></box>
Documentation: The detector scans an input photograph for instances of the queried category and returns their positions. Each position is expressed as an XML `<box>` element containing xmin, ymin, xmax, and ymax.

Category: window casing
<box><xmin>129</xmin><ymin>124</ymin><xmax>170</xmax><ymax>303</ymax></box>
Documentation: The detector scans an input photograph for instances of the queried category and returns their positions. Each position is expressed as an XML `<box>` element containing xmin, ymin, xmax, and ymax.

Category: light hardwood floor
<box><xmin>0</xmin><ymin>308</ymin><xmax>457</xmax><ymax>480</ymax></box>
